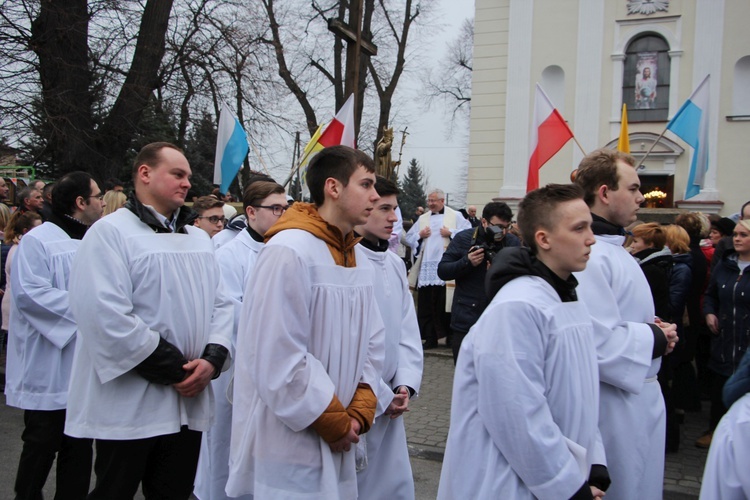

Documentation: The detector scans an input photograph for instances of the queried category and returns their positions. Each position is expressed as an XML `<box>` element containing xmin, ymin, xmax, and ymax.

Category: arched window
<box><xmin>733</xmin><ymin>56</ymin><xmax>750</xmax><ymax>116</ymax></box>
<box><xmin>541</xmin><ymin>65</ymin><xmax>565</xmax><ymax>113</ymax></box>
<box><xmin>623</xmin><ymin>35</ymin><xmax>670</xmax><ymax>122</ymax></box>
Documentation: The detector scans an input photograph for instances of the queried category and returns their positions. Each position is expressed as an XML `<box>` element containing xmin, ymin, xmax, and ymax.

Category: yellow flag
<box><xmin>617</xmin><ymin>103</ymin><xmax>630</xmax><ymax>153</ymax></box>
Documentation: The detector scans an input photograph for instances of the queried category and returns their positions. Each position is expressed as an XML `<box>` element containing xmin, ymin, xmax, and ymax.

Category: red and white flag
<box><xmin>297</xmin><ymin>95</ymin><xmax>357</xmax><ymax>196</ymax></box>
<box><xmin>527</xmin><ymin>84</ymin><xmax>574</xmax><ymax>192</ymax></box>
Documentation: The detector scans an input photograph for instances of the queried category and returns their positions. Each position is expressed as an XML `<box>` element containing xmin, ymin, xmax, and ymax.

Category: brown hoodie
<box><xmin>264</xmin><ymin>202</ymin><xmax>361</xmax><ymax>267</ymax></box>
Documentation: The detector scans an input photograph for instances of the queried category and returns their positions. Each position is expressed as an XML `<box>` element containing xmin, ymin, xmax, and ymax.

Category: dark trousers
<box><xmin>709</xmin><ymin>370</ymin><xmax>730</xmax><ymax>430</ymax></box>
<box><xmin>88</xmin><ymin>426</ymin><xmax>202</xmax><ymax>500</ymax></box>
<box><xmin>15</xmin><ymin>409</ymin><xmax>93</xmax><ymax>500</ymax></box>
<box><xmin>451</xmin><ymin>329</ymin><xmax>468</xmax><ymax>365</ymax></box>
<box><xmin>417</xmin><ymin>285</ymin><xmax>449</xmax><ymax>345</ymax></box>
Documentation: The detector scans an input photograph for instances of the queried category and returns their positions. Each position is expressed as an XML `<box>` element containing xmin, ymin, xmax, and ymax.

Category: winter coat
<box><xmin>704</xmin><ymin>250</ymin><xmax>750</xmax><ymax>377</ymax></box>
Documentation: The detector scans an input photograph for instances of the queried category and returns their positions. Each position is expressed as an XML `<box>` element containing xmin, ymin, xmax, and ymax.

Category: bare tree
<box><xmin>424</xmin><ymin>17</ymin><xmax>473</xmax><ymax>122</ymax></box>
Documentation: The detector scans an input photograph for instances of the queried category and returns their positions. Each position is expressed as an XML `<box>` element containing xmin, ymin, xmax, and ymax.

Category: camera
<box><xmin>469</xmin><ymin>225</ymin><xmax>506</xmax><ymax>265</ymax></box>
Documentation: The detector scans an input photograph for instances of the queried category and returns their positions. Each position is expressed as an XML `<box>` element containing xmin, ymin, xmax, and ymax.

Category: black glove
<box><xmin>569</xmin><ymin>481</ymin><xmax>593</xmax><ymax>500</ymax></box>
<box><xmin>134</xmin><ymin>337</ymin><xmax>188</xmax><ymax>385</ymax></box>
<box><xmin>201</xmin><ymin>343</ymin><xmax>229</xmax><ymax>379</ymax></box>
<box><xmin>589</xmin><ymin>464</ymin><xmax>611</xmax><ymax>492</ymax></box>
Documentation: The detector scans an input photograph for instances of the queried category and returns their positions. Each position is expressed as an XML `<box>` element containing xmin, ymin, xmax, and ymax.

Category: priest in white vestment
<box><xmin>226</xmin><ymin>146</ymin><xmax>385</xmax><ymax>500</ymax></box>
<box><xmin>573</xmin><ymin>150</ymin><xmax>678</xmax><ymax>499</ymax></box>
<box><xmin>403</xmin><ymin>188</ymin><xmax>469</xmax><ymax>348</ymax></box>
<box><xmin>354</xmin><ymin>176</ymin><xmax>423</xmax><ymax>500</ymax></box>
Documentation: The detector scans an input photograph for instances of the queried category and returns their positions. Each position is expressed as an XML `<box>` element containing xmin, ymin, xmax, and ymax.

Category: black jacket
<box><xmin>437</xmin><ymin>226</ymin><xmax>520</xmax><ymax>334</ymax></box>
<box><xmin>704</xmin><ymin>250</ymin><xmax>750</xmax><ymax>377</ymax></box>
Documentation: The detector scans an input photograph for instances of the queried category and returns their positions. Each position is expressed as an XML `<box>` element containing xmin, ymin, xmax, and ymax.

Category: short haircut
<box><xmin>517</xmin><ymin>183</ymin><xmax>585</xmax><ymax>253</ymax></box>
<box><xmin>192</xmin><ymin>195</ymin><xmax>224</xmax><ymax>215</ymax></box>
<box><xmin>4</xmin><ymin>211</ymin><xmax>42</xmax><ymax>245</ymax></box>
<box><xmin>665</xmin><ymin>224</ymin><xmax>690</xmax><ymax>254</ymax></box>
<box><xmin>674</xmin><ymin>212</ymin><xmax>705</xmax><ymax>241</ymax></box>
<box><xmin>42</xmin><ymin>182</ymin><xmax>55</xmax><ymax>199</ymax></box>
<box><xmin>741</xmin><ymin>200</ymin><xmax>750</xmax><ymax>218</ymax></box>
<box><xmin>17</xmin><ymin>187</ymin><xmax>39</xmax><ymax>206</ymax></box>
<box><xmin>631</xmin><ymin>222</ymin><xmax>666</xmax><ymax>250</ymax></box>
<box><xmin>51</xmin><ymin>171</ymin><xmax>94</xmax><ymax>216</ymax></box>
<box><xmin>132</xmin><ymin>142</ymin><xmax>183</xmax><ymax>178</ymax></box>
<box><xmin>306</xmin><ymin>146</ymin><xmax>375</xmax><ymax>206</ymax></box>
<box><xmin>482</xmin><ymin>202</ymin><xmax>513</xmax><ymax>222</ymax></box>
<box><xmin>428</xmin><ymin>188</ymin><xmax>445</xmax><ymax>199</ymax></box>
<box><xmin>574</xmin><ymin>149</ymin><xmax>636</xmax><ymax>207</ymax></box>
<box><xmin>374</xmin><ymin>176</ymin><xmax>399</xmax><ymax>198</ymax></box>
<box><xmin>104</xmin><ymin>177</ymin><xmax>124</xmax><ymax>191</ymax></box>
<box><xmin>243</xmin><ymin>181</ymin><xmax>286</xmax><ymax>210</ymax></box>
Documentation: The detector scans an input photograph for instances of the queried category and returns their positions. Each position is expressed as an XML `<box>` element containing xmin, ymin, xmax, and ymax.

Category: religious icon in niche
<box><xmin>627</xmin><ymin>0</ymin><xmax>669</xmax><ymax>16</ymax></box>
<box><xmin>635</xmin><ymin>52</ymin><xmax>658</xmax><ymax>109</ymax></box>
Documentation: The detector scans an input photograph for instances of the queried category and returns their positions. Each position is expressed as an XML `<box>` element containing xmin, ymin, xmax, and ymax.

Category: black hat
<box><xmin>711</xmin><ymin>217</ymin><xmax>736</xmax><ymax>237</ymax></box>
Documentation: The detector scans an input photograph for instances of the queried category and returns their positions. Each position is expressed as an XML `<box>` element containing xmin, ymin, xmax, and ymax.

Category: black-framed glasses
<box><xmin>87</xmin><ymin>193</ymin><xmax>105</xmax><ymax>201</ymax></box>
<box><xmin>197</xmin><ymin>215</ymin><xmax>226</xmax><ymax>225</ymax></box>
<box><xmin>488</xmin><ymin>222</ymin><xmax>512</xmax><ymax>231</ymax></box>
<box><xmin>252</xmin><ymin>205</ymin><xmax>289</xmax><ymax>216</ymax></box>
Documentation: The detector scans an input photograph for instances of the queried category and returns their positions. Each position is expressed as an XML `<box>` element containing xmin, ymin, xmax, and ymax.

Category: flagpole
<box><xmin>635</xmin><ymin>126</ymin><xmax>669</xmax><ymax>170</ymax></box>
<box><xmin>572</xmin><ymin>136</ymin><xmax>587</xmax><ymax>157</ymax></box>
<box><xmin>248</xmin><ymin>138</ymin><xmax>271</xmax><ymax>176</ymax></box>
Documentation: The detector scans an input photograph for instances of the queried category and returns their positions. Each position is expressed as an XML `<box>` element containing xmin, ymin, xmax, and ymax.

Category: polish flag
<box><xmin>527</xmin><ymin>84</ymin><xmax>574</xmax><ymax>192</ymax></box>
<box><xmin>297</xmin><ymin>94</ymin><xmax>357</xmax><ymax>196</ymax></box>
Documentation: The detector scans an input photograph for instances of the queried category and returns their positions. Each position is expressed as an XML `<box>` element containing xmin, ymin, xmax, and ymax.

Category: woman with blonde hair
<box><xmin>102</xmin><ymin>190</ymin><xmax>126</xmax><ymax>216</ymax></box>
<box><xmin>700</xmin><ymin>218</ymin><xmax>750</xmax><ymax>448</ymax></box>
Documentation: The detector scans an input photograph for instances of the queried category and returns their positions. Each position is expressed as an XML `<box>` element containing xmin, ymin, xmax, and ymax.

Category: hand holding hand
<box><xmin>173</xmin><ymin>358</ymin><xmax>215</xmax><ymax>397</ymax></box>
<box><xmin>329</xmin><ymin>418</ymin><xmax>361</xmax><ymax>453</ymax></box>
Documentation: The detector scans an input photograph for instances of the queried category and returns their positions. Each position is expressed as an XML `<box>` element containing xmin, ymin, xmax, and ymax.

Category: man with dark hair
<box><xmin>64</xmin><ymin>142</ymin><xmax>233</xmax><ymax>499</ymax></box>
<box><xmin>40</xmin><ymin>182</ymin><xmax>55</xmax><ymax>220</ymax></box>
<box><xmin>6</xmin><ymin>171</ymin><xmax>104</xmax><ymax>499</ymax></box>
<box><xmin>438</xmin><ymin>201</ymin><xmax>521</xmax><ymax>363</ymax></box>
<box><xmin>573</xmin><ymin>148</ymin><xmax>678</xmax><ymax>499</ymax></box>
<box><xmin>353</xmin><ymin>176</ymin><xmax>423</xmax><ymax>500</ymax></box>
<box><xmin>192</xmin><ymin>195</ymin><xmax>226</xmax><ymax>238</ymax></box>
<box><xmin>194</xmin><ymin>180</ymin><xmax>287</xmax><ymax>500</ymax></box>
<box><xmin>439</xmin><ymin>184</ymin><xmax>607</xmax><ymax>499</ymax></box>
<box><xmin>17</xmin><ymin>186</ymin><xmax>44</xmax><ymax>215</ymax></box>
<box><xmin>227</xmin><ymin>145</ymin><xmax>384</xmax><ymax>498</ymax></box>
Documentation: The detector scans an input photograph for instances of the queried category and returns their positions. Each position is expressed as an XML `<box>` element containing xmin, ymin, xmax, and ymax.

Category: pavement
<box><xmin>0</xmin><ymin>341</ymin><xmax>710</xmax><ymax>499</ymax></box>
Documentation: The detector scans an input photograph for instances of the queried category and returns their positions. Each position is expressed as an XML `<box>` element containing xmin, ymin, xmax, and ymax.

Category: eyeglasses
<box><xmin>252</xmin><ymin>205</ymin><xmax>289</xmax><ymax>216</ymax></box>
<box><xmin>488</xmin><ymin>222</ymin><xmax>512</xmax><ymax>231</ymax></box>
<box><xmin>87</xmin><ymin>194</ymin><xmax>105</xmax><ymax>201</ymax></box>
<box><xmin>197</xmin><ymin>215</ymin><xmax>226</xmax><ymax>225</ymax></box>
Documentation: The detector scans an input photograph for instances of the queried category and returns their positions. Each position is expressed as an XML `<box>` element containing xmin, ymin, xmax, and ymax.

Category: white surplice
<box><xmin>5</xmin><ymin>223</ymin><xmax>79</xmax><ymax>410</ymax></box>
<box><xmin>64</xmin><ymin>208</ymin><xmax>233</xmax><ymax>440</ymax></box>
<box><xmin>195</xmin><ymin>229</ymin><xmax>261</xmax><ymax>500</ymax></box>
<box><xmin>437</xmin><ymin>276</ymin><xmax>600</xmax><ymax>500</ymax></box>
<box><xmin>356</xmin><ymin>244</ymin><xmax>423</xmax><ymax>500</ymax></box>
<box><xmin>403</xmin><ymin>208</ymin><xmax>469</xmax><ymax>286</ymax></box>
<box><xmin>226</xmin><ymin>229</ymin><xmax>385</xmax><ymax>500</ymax></box>
<box><xmin>574</xmin><ymin>234</ymin><xmax>665</xmax><ymax>500</ymax></box>
<box><xmin>700</xmin><ymin>393</ymin><xmax>750</xmax><ymax>500</ymax></box>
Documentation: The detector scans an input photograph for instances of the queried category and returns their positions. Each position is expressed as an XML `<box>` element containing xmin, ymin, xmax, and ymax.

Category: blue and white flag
<box><xmin>213</xmin><ymin>102</ymin><xmax>249</xmax><ymax>194</ymax></box>
<box><xmin>666</xmin><ymin>75</ymin><xmax>710</xmax><ymax>200</ymax></box>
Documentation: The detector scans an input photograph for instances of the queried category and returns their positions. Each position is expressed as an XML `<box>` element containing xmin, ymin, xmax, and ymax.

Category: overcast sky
<box><xmin>399</xmin><ymin>0</ymin><xmax>475</xmax><ymax>207</ymax></box>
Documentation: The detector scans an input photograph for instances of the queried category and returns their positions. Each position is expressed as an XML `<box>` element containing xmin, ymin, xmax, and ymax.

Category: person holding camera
<box><xmin>438</xmin><ymin>202</ymin><xmax>520</xmax><ymax>363</ymax></box>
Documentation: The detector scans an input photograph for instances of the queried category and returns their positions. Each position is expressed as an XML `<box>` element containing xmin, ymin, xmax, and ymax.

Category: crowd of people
<box><xmin>1</xmin><ymin>142</ymin><xmax>749</xmax><ymax>499</ymax></box>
